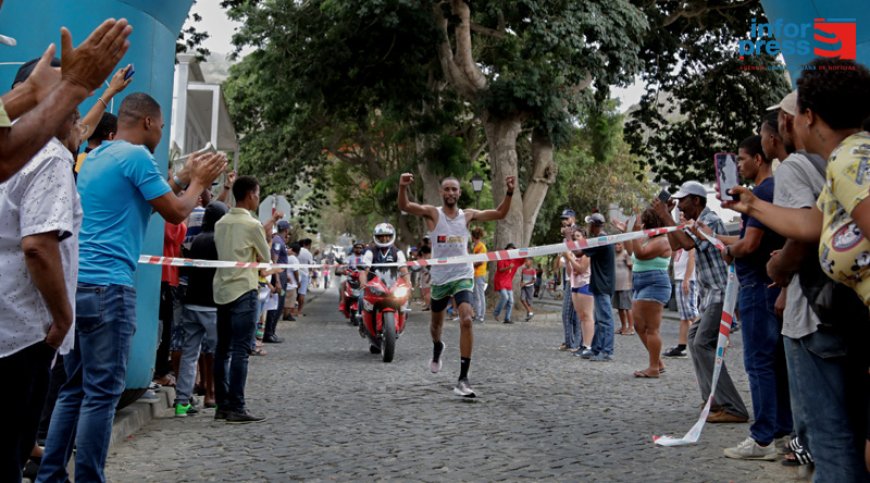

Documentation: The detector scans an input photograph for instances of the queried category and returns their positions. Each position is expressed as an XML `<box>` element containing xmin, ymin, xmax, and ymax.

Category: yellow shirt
<box><xmin>817</xmin><ymin>131</ymin><xmax>870</xmax><ymax>305</ymax></box>
<box><xmin>0</xmin><ymin>100</ymin><xmax>11</xmax><ymax>127</ymax></box>
<box><xmin>75</xmin><ymin>152</ymin><xmax>88</xmax><ymax>173</ymax></box>
<box><xmin>473</xmin><ymin>241</ymin><xmax>487</xmax><ymax>277</ymax></box>
<box><xmin>213</xmin><ymin>207</ymin><xmax>271</xmax><ymax>305</ymax></box>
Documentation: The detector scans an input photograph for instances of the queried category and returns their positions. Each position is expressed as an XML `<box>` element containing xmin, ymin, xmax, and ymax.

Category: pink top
<box><xmin>566</xmin><ymin>255</ymin><xmax>591</xmax><ymax>289</ymax></box>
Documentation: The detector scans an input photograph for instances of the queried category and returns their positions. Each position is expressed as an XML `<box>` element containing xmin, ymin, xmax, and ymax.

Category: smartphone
<box><xmin>714</xmin><ymin>152</ymin><xmax>739</xmax><ymax>201</ymax></box>
<box><xmin>124</xmin><ymin>64</ymin><xmax>135</xmax><ymax>81</ymax></box>
<box><xmin>657</xmin><ymin>188</ymin><xmax>671</xmax><ymax>203</ymax></box>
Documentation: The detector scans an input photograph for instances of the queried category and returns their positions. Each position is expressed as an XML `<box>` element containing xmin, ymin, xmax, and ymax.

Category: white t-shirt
<box><xmin>0</xmin><ymin>138</ymin><xmax>82</xmax><ymax>357</ymax></box>
<box><xmin>297</xmin><ymin>247</ymin><xmax>314</xmax><ymax>277</ymax></box>
<box><xmin>285</xmin><ymin>255</ymin><xmax>299</xmax><ymax>289</ymax></box>
<box><xmin>673</xmin><ymin>249</ymin><xmax>696</xmax><ymax>281</ymax></box>
<box><xmin>773</xmin><ymin>151</ymin><xmax>825</xmax><ymax>339</ymax></box>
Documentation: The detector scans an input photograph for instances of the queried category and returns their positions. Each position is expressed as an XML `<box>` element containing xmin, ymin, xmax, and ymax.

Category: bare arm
<box><xmin>22</xmin><ymin>233</ymin><xmax>72</xmax><ymax>349</ymax></box>
<box><xmin>651</xmin><ymin>199</ymin><xmax>696</xmax><ymax>250</ymax></box>
<box><xmin>767</xmin><ymin>240</ymin><xmax>811</xmax><ymax>287</ymax></box>
<box><xmin>397</xmin><ymin>172</ymin><xmax>437</xmax><ymax>222</ymax></box>
<box><xmin>724</xmin><ymin>186</ymin><xmax>822</xmax><ymax>242</ymax></box>
<box><xmin>727</xmin><ymin>226</ymin><xmax>764</xmax><ymax>258</ymax></box>
<box><xmin>685</xmin><ymin>249</ymin><xmax>695</xmax><ymax>279</ymax></box>
<box><xmin>152</xmin><ymin>152</ymin><xmax>227</xmax><ymax>223</ymax></box>
<box><xmin>633</xmin><ymin>236</ymin><xmax>671</xmax><ymax>260</ymax></box>
<box><xmin>565</xmin><ymin>252</ymin><xmax>589</xmax><ymax>273</ymax></box>
<box><xmin>216</xmin><ymin>171</ymin><xmax>236</xmax><ymax>204</ymax></box>
<box><xmin>80</xmin><ymin>65</ymin><xmax>132</xmax><ymax>139</ymax></box>
<box><xmin>466</xmin><ymin>176</ymin><xmax>516</xmax><ymax>223</ymax></box>
<box><xmin>0</xmin><ymin>20</ymin><xmax>133</xmax><ymax>181</ymax></box>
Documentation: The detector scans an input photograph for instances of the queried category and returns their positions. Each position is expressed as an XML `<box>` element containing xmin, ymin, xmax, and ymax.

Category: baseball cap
<box><xmin>766</xmin><ymin>90</ymin><xmax>797</xmax><ymax>117</ymax></box>
<box><xmin>276</xmin><ymin>220</ymin><xmax>291</xmax><ymax>231</ymax></box>
<box><xmin>584</xmin><ymin>213</ymin><xmax>605</xmax><ymax>225</ymax></box>
<box><xmin>560</xmin><ymin>209</ymin><xmax>576</xmax><ymax>219</ymax></box>
<box><xmin>671</xmin><ymin>181</ymin><xmax>708</xmax><ymax>199</ymax></box>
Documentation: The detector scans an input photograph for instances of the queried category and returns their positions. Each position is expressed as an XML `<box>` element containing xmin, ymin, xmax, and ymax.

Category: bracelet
<box><xmin>172</xmin><ymin>174</ymin><xmax>189</xmax><ymax>190</ymax></box>
<box><xmin>98</xmin><ymin>97</ymin><xmax>108</xmax><ymax>109</ymax></box>
<box><xmin>506</xmin><ymin>190</ymin><xmax>514</xmax><ymax>196</ymax></box>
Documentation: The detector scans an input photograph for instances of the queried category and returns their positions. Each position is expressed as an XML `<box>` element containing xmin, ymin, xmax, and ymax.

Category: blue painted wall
<box><xmin>0</xmin><ymin>0</ymin><xmax>193</xmax><ymax>390</ymax></box>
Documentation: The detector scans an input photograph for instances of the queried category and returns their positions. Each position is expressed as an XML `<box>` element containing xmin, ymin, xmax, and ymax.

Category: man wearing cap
<box><xmin>583</xmin><ymin>213</ymin><xmax>617</xmax><ymax>361</ymax></box>
<box><xmin>558</xmin><ymin>209</ymin><xmax>581</xmax><ymax>352</ymax></box>
<box><xmin>264</xmin><ymin>220</ymin><xmax>291</xmax><ymax>343</ymax></box>
<box><xmin>654</xmin><ymin>182</ymin><xmax>749</xmax><ymax>423</ymax></box>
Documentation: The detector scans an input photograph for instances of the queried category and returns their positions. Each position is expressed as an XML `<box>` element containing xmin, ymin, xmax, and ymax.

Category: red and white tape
<box><xmin>138</xmin><ymin>225</ymin><xmax>686</xmax><ymax>270</ymax></box>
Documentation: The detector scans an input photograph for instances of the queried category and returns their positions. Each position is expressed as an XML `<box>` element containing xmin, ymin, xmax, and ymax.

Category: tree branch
<box><xmin>449</xmin><ymin>0</ymin><xmax>487</xmax><ymax>91</ymax></box>
<box><xmin>662</xmin><ymin>0</ymin><xmax>757</xmax><ymax>28</ymax></box>
<box><xmin>432</xmin><ymin>1</ymin><xmax>477</xmax><ymax>97</ymax></box>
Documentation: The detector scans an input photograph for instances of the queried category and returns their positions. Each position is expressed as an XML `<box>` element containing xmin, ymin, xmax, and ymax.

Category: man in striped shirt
<box><xmin>655</xmin><ymin>181</ymin><xmax>749</xmax><ymax>424</ymax></box>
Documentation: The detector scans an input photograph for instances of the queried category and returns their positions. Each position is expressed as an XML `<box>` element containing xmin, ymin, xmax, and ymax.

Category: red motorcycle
<box><xmin>339</xmin><ymin>268</ymin><xmax>363</xmax><ymax>327</ymax></box>
<box><xmin>359</xmin><ymin>272</ymin><xmax>410</xmax><ymax>363</ymax></box>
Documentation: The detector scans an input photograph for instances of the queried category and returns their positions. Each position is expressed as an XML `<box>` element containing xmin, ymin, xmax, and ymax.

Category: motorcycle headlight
<box><xmin>393</xmin><ymin>286</ymin><xmax>409</xmax><ymax>299</ymax></box>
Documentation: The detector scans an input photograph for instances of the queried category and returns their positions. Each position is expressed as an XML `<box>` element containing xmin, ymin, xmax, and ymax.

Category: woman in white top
<box><xmin>562</xmin><ymin>229</ymin><xmax>595</xmax><ymax>356</ymax></box>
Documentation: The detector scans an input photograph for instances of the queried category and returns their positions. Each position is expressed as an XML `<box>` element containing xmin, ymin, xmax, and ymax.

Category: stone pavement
<box><xmin>106</xmin><ymin>287</ymin><xmax>802</xmax><ymax>482</ymax></box>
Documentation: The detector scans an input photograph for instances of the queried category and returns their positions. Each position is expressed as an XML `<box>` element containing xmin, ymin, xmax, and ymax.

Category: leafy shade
<box><xmin>625</xmin><ymin>0</ymin><xmax>790</xmax><ymax>185</ymax></box>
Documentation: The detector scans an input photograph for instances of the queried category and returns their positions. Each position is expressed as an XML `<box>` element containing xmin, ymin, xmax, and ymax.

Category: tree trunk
<box><xmin>522</xmin><ymin>131</ymin><xmax>557</xmax><ymax>246</ymax></box>
<box><xmin>484</xmin><ymin>113</ymin><xmax>523</xmax><ymax>251</ymax></box>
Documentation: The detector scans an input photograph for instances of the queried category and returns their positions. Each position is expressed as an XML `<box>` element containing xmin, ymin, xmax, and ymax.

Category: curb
<box><xmin>112</xmin><ymin>386</ymin><xmax>176</xmax><ymax>447</ymax></box>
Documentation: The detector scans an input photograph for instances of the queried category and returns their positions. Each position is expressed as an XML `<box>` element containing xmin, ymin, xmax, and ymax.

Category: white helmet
<box><xmin>372</xmin><ymin>223</ymin><xmax>396</xmax><ymax>248</ymax></box>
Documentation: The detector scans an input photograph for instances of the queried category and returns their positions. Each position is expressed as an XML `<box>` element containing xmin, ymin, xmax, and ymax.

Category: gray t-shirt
<box><xmin>773</xmin><ymin>151</ymin><xmax>826</xmax><ymax>339</ymax></box>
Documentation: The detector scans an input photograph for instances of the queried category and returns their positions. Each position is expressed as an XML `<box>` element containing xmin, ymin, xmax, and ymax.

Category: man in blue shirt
<box><xmin>39</xmin><ymin>93</ymin><xmax>226</xmax><ymax>483</ymax></box>
<box><xmin>718</xmin><ymin>134</ymin><xmax>790</xmax><ymax>461</ymax></box>
<box><xmin>264</xmin><ymin>220</ymin><xmax>291</xmax><ymax>343</ymax></box>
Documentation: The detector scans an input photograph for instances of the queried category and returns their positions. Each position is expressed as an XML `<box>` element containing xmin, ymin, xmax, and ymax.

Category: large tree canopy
<box><xmin>625</xmin><ymin>0</ymin><xmax>790</xmax><ymax>185</ymax></box>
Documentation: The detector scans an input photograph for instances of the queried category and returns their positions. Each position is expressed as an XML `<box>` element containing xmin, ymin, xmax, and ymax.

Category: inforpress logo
<box><xmin>738</xmin><ymin>18</ymin><xmax>857</xmax><ymax>60</ymax></box>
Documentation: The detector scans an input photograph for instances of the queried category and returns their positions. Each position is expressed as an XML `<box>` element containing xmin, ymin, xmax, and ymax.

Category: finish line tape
<box><xmin>138</xmin><ymin>225</ymin><xmax>686</xmax><ymax>270</ymax></box>
<box><xmin>653</xmin><ymin>230</ymin><xmax>737</xmax><ymax>447</ymax></box>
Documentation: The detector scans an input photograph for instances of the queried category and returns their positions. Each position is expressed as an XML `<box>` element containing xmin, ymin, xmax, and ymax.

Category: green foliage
<box><xmin>532</xmin><ymin>106</ymin><xmax>655</xmax><ymax>245</ymax></box>
<box><xmin>625</xmin><ymin>0</ymin><xmax>791</xmax><ymax>185</ymax></box>
<box><xmin>176</xmin><ymin>5</ymin><xmax>210</xmax><ymax>61</ymax></box>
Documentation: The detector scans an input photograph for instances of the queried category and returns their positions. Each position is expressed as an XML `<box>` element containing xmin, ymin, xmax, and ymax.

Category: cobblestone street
<box><xmin>106</xmin><ymin>287</ymin><xmax>800</xmax><ymax>482</ymax></box>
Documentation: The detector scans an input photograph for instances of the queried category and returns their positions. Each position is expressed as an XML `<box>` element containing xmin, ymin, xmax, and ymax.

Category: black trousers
<box><xmin>0</xmin><ymin>340</ymin><xmax>55</xmax><ymax>482</ymax></box>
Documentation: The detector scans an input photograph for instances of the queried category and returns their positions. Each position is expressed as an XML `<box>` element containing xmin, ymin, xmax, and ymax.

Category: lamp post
<box><xmin>471</xmin><ymin>174</ymin><xmax>484</xmax><ymax>208</ymax></box>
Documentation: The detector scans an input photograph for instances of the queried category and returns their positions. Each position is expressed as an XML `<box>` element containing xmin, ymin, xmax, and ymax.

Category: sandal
<box><xmin>633</xmin><ymin>369</ymin><xmax>660</xmax><ymax>378</ymax></box>
<box><xmin>252</xmin><ymin>347</ymin><xmax>268</xmax><ymax>356</ymax></box>
<box><xmin>782</xmin><ymin>436</ymin><xmax>813</xmax><ymax>466</ymax></box>
<box><xmin>623</xmin><ymin>330</ymin><xmax>636</xmax><ymax>336</ymax></box>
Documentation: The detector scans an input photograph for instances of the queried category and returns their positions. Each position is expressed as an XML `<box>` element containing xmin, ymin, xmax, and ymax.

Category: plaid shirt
<box><xmin>684</xmin><ymin>207</ymin><xmax>728</xmax><ymax>310</ymax></box>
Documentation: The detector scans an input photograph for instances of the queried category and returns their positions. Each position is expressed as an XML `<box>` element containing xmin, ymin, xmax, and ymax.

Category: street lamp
<box><xmin>471</xmin><ymin>174</ymin><xmax>484</xmax><ymax>208</ymax></box>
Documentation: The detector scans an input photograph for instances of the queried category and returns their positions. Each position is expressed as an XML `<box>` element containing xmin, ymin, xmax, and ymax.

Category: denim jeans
<box><xmin>215</xmin><ymin>290</ymin><xmax>258</xmax><ymax>413</ymax></box>
<box><xmin>688</xmin><ymin>300</ymin><xmax>748</xmax><ymax>418</ymax></box>
<box><xmin>561</xmin><ymin>284</ymin><xmax>579</xmax><ymax>349</ymax></box>
<box><xmin>472</xmin><ymin>275</ymin><xmax>487</xmax><ymax>320</ymax></box>
<box><xmin>0</xmin><ymin>341</ymin><xmax>54</xmax><ymax>483</ymax></box>
<box><xmin>493</xmin><ymin>288</ymin><xmax>514</xmax><ymax>322</ymax></box>
<box><xmin>784</xmin><ymin>329</ymin><xmax>869</xmax><ymax>483</ymax></box>
<box><xmin>737</xmin><ymin>280</ymin><xmax>792</xmax><ymax>445</ymax></box>
<box><xmin>174</xmin><ymin>307</ymin><xmax>217</xmax><ymax>406</ymax></box>
<box><xmin>38</xmin><ymin>283</ymin><xmax>137</xmax><ymax>483</ymax></box>
<box><xmin>590</xmin><ymin>291</ymin><xmax>615</xmax><ymax>356</ymax></box>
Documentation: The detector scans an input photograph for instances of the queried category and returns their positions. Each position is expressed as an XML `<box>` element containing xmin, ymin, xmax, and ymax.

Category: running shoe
<box><xmin>723</xmin><ymin>437</ymin><xmax>777</xmax><ymax>461</ymax></box>
<box><xmin>429</xmin><ymin>341</ymin><xmax>446</xmax><ymax>373</ymax></box>
<box><xmin>174</xmin><ymin>402</ymin><xmax>198</xmax><ymax>417</ymax></box>
<box><xmin>590</xmin><ymin>352</ymin><xmax>612</xmax><ymax>362</ymax></box>
<box><xmin>525</xmin><ymin>312</ymin><xmax>534</xmax><ymax>321</ymax></box>
<box><xmin>225</xmin><ymin>410</ymin><xmax>266</xmax><ymax>424</ymax></box>
<box><xmin>663</xmin><ymin>346</ymin><xmax>688</xmax><ymax>358</ymax></box>
<box><xmin>453</xmin><ymin>378</ymin><xmax>476</xmax><ymax>398</ymax></box>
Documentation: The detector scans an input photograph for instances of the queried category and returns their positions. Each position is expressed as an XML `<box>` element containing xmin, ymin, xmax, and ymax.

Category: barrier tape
<box><xmin>653</xmin><ymin>230</ymin><xmax>737</xmax><ymax>446</ymax></box>
<box><xmin>138</xmin><ymin>225</ymin><xmax>686</xmax><ymax>270</ymax></box>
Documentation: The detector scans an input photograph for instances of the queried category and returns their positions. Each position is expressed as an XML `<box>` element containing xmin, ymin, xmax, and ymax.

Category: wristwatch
<box><xmin>172</xmin><ymin>174</ymin><xmax>189</xmax><ymax>190</ymax></box>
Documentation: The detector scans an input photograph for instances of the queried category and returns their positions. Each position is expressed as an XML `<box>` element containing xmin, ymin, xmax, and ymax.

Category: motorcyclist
<box><xmin>362</xmin><ymin>223</ymin><xmax>410</xmax><ymax>285</ymax></box>
<box><xmin>338</xmin><ymin>241</ymin><xmax>367</xmax><ymax>312</ymax></box>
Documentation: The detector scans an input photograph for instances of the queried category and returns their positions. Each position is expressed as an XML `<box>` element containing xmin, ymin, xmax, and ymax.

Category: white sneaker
<box><xmin>774</xmin><ymin>435</ymin><xmax>790</xmax><ymax>455</ymax></box>
<box><xmin>429</xmin><ymin>341</ymin><xmax>446</xmax><ymax>373</ymax></box>
<box><xmin>453</xmin><ymin>378</ymin><xmax>476</xmax><ymax>398</ymax></box>
<box><xmin>723</xmin><ymin>437</ymin><xmax>777</xmax><ymax>461</ymax></box>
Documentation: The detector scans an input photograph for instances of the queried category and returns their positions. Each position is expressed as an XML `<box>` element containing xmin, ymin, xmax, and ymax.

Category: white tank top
<box><xmin>429</xmin><ymin>207</ymin><xmax>475</xmax><ymax>285</ymax></box>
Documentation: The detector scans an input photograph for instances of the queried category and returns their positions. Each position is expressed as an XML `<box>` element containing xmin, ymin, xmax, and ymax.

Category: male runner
<box><xmin>398</xmin><ymin>173</ymin><xmax>515</xmax><ymax>397</ymax></box>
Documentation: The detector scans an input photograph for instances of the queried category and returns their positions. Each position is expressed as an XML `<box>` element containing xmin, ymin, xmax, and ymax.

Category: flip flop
<box><xmin>633</xmin><ymin>370</ymin><xmax>660</xmax><ymax>378</ymax></box>
<box><xmin>623</xmin><ymin>331</ymin><xmax>636</xmax><ymax>336</ymax></box>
